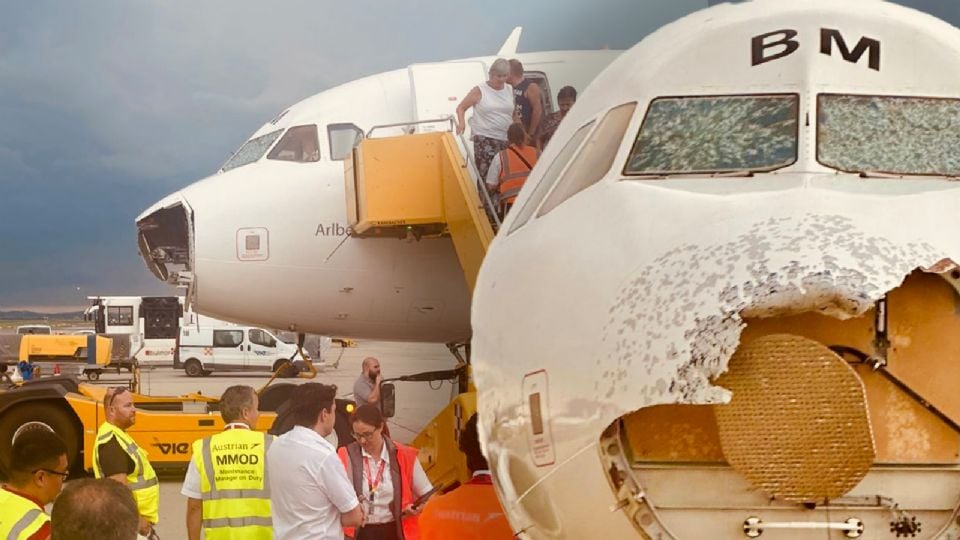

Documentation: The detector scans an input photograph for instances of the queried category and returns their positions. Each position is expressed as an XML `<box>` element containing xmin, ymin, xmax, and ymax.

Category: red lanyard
<box><xmin>363</xmin><ymin>456</ymin><xmax>387</xmax><ymax>502</ymax></box>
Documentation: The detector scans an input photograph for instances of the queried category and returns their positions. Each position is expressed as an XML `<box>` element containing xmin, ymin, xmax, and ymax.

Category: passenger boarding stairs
<box><xmin>344</xmin><ymin>120</ymin><xmax>499</xmax><ymax>292</ymax></box>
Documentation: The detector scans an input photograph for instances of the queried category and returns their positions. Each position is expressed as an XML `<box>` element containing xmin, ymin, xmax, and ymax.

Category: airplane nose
<box><xmin>136</xmin><ymin>193</ymin><xmax>193</xmax><ymax>286</ymax></box>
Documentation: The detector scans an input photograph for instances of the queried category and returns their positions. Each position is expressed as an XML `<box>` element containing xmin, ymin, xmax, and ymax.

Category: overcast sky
<box><xmin>1</xmin><ymin>0</ymin><xmax>958</xmax><ymax>311</ymax></box>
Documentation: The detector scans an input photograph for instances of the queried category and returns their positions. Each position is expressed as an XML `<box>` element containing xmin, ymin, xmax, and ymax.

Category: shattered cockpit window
<box><xmin>221</xmin><ymin>129</ymin><xmax>284</xmax><ymax>172</ymax></box>
<box><xmin>625</xmin><ymin>94</ymin><xmax>798</xmax><ymax>175</ymax></box>
<box><xmin>818</xmin><ymin>94</ymin><xmax>960</xmax><ymax>177</ymax></box>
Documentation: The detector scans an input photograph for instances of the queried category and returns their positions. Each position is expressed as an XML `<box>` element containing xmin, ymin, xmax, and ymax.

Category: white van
<box><xmin>175</xmin><ymin>325</ymin><xmax>308</xmax><ymax>377</ymax></box>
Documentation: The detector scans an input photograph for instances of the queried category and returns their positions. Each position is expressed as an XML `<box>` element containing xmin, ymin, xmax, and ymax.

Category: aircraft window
<box><xmin>328</xmin><ymin>123</ymin><xmax>364</xmax><ymax>161</ymax></box>
<box><xmin>268</xmin><ymin>125</ymin><xmax>320</xmax><ymax>163</ymax></box>
<box><xmin>625</xmin><ymin>94</ymin><xmax>798</xmax><ymax>175</ymax></box>
<box><xmin>213</xmin><ymin>330</ymin><xmax>244</xmax><ymax>348</ymax></box>
<box><xmin>507</xmin><ymin>120</ymin><xmax>596</xmax><ymax>235</ymax></box>
<box><xmin>818</xmin><ymin>94</ymin><xmax>960</xmax><ymax>177</ymax></box>
<box><xmin>107</xmin><ymin>306</ymin><xmax>134</xmax><ymax>326</ymax></box>
<box><xmin>248</xmin><ymin>329</ymin><xmax>276</xmax><ymax>348</ymax></box>
<box><xmin>222</xmin><ymin>129</ymin><xmax>283</xmax><ymax>172</ymax></box>
<box><xmin>537</xmin><ymin>102</ymin><xmax>637</xmax><ymax>217</ymax></box>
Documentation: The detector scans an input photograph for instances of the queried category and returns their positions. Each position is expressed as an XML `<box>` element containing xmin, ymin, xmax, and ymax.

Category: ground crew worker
<box><xmin>338</xmin><ymin>405</ymin><xmax>433</xmax><ymax>540</ymax></box>
<box><xmin>419</xmin><ymin>415</ymin><xmax>513</xmax><ymax>540</ymax></box>
<box><xmin>93</xmin><ymin>386</ymin><xmax>160</xmax><ymax>538</ymax></box>
<box><xmin>485</xmin><ymin>123</ymin><xmax>539</xmax><ymax>217</ymax></box>
<box><xmin>0</xmin><ymin>428</ymin><xmax>68</xmax><ymax>540</ymax></box>
<box><xmin>181</xmin><ymin>385</ymin><xmax>274</xmax><ymax>540</ymax></box>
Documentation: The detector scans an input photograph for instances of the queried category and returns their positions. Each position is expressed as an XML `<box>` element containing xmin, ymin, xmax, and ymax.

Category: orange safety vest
<box><xmin>338</xmin><ymin>438</ymin><xmax>421</xmax><ymax>540</ymax></box>
<box><xmin>419</xmin><ymin>474</ymin><xmax>513</xmax><ymax>540</ymax></box>
<box><xmin>497</xmin><ymin>145</ymin><xmax>539</xmax><ymax>205</ymax></box>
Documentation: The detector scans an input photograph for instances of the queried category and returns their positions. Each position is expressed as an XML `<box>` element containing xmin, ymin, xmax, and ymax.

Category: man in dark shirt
<box><xmin>508</xmin><ymin>59</ymin><xmax>544</xmax><ymax>146</ymax></box>
<box><xmin>93</xmin><ymin>387</ymin><xmax>160</xmax><ymax>538</ymax></box>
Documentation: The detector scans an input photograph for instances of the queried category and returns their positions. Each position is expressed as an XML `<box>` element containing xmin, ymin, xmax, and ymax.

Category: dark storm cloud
<box><xmin>1</xmin><ymin>0</ymin><xmax>957</xmax><ymax>308</ymax></box>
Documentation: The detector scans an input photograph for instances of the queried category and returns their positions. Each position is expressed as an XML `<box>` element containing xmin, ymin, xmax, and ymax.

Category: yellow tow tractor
<box><xmin>0</xmin><ymin>341</ymin><xmax>355</xmax><ymax>478</ymax></box>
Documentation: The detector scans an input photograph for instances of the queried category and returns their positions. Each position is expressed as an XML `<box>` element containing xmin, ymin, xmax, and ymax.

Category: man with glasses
<box><xmin>267</xmin><ymin>383</ymin><xmax>365</xmax><ymax>540</ymax></box>
<box><xmin>93</xmin><ymin>386</ymin><xmax>160</xmax><ymax>539</ymax></box>
<box><xmin>0</xmin><ymin>427</ymin><xmax>68</xmax><ymax>539</ymax></box>
<box><xmin>337</xmin><ymin>405</ymin><xmax>433</xmax><ymax>540</ymax></box>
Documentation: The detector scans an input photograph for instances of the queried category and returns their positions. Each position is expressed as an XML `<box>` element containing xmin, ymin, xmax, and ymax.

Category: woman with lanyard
<box><xmin>338</xmin><ymin>405</ymin><xmax>434</xmax><ymax>540</ymax></box>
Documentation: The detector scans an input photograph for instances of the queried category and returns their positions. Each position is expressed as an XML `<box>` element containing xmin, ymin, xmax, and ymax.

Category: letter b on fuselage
<box><xmin>751</xmin><ymin>28</ymin><xmax>881</xmax><ymax>71</ymax></box>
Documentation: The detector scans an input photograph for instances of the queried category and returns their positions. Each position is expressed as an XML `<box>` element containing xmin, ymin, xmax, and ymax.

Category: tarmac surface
<box><xmin>62</xmin><ymin>339</ymin><xmax>459</xmax><ymax>539</ymax></box>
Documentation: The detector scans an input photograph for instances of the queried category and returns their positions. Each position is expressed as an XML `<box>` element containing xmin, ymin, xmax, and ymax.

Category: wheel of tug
<box><xmin>271</xmin><ymin>359</ymin><xmax>298</xmax><ymax>379</ymax></box>
<box><xmin>0</xmin><ymin>402</ymin><xmax>81</xmax><ymax>478</ymax></box>
<box><xmin>259</xmin><ymin>383</ymin><xmax>298</xmax><ymax>412</ymax></box>
<box><xmin>259</xmin><ymin>383</ymin><xmax>352</xmax><ymax>448</ymax></box>
<box><xmin>86</xmin><ymin>370</ymin><xmax>100</xmax><ymax>381</ymax></box>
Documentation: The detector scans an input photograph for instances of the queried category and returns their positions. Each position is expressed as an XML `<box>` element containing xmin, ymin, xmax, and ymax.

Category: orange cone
<box><xmin>53</xmin><ymin>364</ymin><xmax>61</xmax><ymax>375</ymax></box>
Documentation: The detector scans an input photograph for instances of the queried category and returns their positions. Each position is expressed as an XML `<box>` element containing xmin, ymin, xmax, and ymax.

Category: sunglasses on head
<box><xmin>104</xmin><ymin>386</ymin><xmax>129</xmax><ymax>408</ymax></box>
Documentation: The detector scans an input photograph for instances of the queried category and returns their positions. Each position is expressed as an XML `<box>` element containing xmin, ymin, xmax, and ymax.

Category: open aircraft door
<box><xmin>407</xmin><ymin>61</ymin><xmax>487</xmax><ymax>135</ymax></box>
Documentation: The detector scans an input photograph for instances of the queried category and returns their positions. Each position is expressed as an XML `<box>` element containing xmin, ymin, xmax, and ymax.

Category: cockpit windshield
<box><xmin>818</xmin><ymin>94</ymin><xmax>960</xmax><ymax>177</ymax></box>
<box><xmin>624</xmin><ymin>94</ymin><xmax>798</xmax><ymax>176</ymax></box>
<box><xmin>221</xmin><ymin>129</ymin><xmax>283</xmax><ymax>172</ymax></box>
<box><xmin>268</xmin><ymin>125</ymin><xmax>320</xmax><ymax>163</ymax></box>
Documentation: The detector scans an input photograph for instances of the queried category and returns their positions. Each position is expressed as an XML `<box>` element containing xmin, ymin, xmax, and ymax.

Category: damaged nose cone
<box><xmin>136</xmin><ymin>194</ymin><xmax>193</xmax><ymax>286</ymax></box>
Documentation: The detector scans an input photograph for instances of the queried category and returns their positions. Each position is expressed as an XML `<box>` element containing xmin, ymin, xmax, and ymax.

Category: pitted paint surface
<box><xmin>602</xmin><ymin>213</ymin><xmax>944</xmax><ymax>407</ymax></box>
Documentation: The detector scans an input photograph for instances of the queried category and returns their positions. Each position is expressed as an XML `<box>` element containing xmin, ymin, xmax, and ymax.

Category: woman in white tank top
<box><xmin>455</xmin><ymin>58</ymin><xmax>515</xmax><ymax>181</ymax></box>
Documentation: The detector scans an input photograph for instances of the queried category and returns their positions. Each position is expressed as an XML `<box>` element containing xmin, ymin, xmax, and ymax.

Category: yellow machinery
<box><xmin>19</xmin><ymin>334</ymin><xmax>113</xmax><ymax>366</ymax></box>
<box><xmin>0</xmin><ymin>354</ymin><xmax>354</xmax><ymax>476</ymax></box>
<box><xmin>345</xmin><ymin>129</ymin><xmax>495</xmax><ymax>489</ymax></box>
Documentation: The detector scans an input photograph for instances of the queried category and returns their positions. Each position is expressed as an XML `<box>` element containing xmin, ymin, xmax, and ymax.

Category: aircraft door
<box><xmin>407</xmin><ymin>61</ymin><xmax>487</xmax><ymax>134</ymax></box>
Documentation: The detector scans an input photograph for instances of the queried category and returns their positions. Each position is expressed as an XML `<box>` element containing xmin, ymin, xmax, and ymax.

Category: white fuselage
<box><xmin>138</xmin><ymin>50</ymin><xmax>620</xmax><ymax>343</ymax></box>
<box><xmin>474</xmin><ymin>1</ymin><xmax>960</xmax><ymax>537</ymax></box>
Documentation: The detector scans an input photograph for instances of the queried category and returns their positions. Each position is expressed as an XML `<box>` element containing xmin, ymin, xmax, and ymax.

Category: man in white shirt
<box><xmin>267</xmin><ymin>383</ymin><xmax>365</xmax><ymax>540</ymax></box>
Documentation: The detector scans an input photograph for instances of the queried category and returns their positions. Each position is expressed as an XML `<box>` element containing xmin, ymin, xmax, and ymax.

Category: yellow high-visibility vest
<box><xmin>192</xmin><ymin>428</ymin><xmax>274</xmax><ymax>539</ymax></box>
<box><xmin>93</xmin><ymin>421</ymin><xmax>160</xmax><ymax>523</ymax></box>
<box><xmin>0</xmin><ymin>488</ymin><xmax>48</xmax><ymax>540</ymax></box>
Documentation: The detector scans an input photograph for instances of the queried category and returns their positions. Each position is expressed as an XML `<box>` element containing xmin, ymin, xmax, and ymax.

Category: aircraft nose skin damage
<box><xmin>136</xmin><ymin>194</ymin><xmax>194</xmax><ymax>287</ymax></box>
<box><xmin>473</xmin><ymin>178</ymin><xmax>960</xmax><ymax>538</ymax></box>
<box><xmin>602</xmin><ymin>212</ymin><xmax>947</xmax><ymax>409</ymax></box>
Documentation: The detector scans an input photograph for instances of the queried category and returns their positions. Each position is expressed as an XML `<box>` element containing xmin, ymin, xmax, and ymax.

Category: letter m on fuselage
<box><xmin>820</xmin><ymin>29</ymin><xmax>880</xmax><ymax>71</ymax></box>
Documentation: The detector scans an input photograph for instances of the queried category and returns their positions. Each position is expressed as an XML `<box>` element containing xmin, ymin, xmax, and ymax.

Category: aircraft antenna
<box><xmin>497</xmin><ymin>26</ymin><xmax>522</xmax><ymax>56</ymax></box>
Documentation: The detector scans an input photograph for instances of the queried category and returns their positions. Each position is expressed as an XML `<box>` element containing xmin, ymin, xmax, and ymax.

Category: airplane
<box><xmin>135</xmin><ymin>29</ymin><xmax>621</xmax><ymax>344</ymax></box>
<box><xmin>472</xmin><ymin>0</ymin><xmax>960</xmax><ymax>538</ymax></box>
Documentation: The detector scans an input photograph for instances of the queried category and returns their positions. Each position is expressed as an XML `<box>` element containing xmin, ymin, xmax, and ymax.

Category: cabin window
<box><xmin>213</xmin><ymin>330</ymin><xmax>244</xmax><ymax>348</ymax></box>
<box><xmin>507</xmin><ymin>120</ymin><xmax>596</xmax><ymax>234</ymax></box>
<box><xmin>624</xmin><ymin>94</ymin><xmax>799</xmax><ymax>176</ymax></box>
<box><xmin>817</xmin><ymin>94</ymin><xmax>960</xmax><ymax>177</ymax></box>
<box><xmin>222</xmin><ymin>129</ymin><xmax>284</xmax><ymax>172</ymax></box>
<box><xmin>328</xmin><ymin>123</ymin><xmax>365</xmax><ymax>161</ymax></box>
<box><xmin>249</xmin><ymin>329</ymin><xmax>276</xmax><ymax>348</ymax></box>
<box><xmin>268</xmin><ymin>125</ymin><xmax>321</xmax><ymax>163</ymax></box>
<box><xmin>107</xmin><ymin>306</ymin><xmax>134</xmax><ymax>326</ymax></box>
<box><xmin>537</xmin><ymin>103</ymin><xmax>637</xmax><ymax>217</ymax></box>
